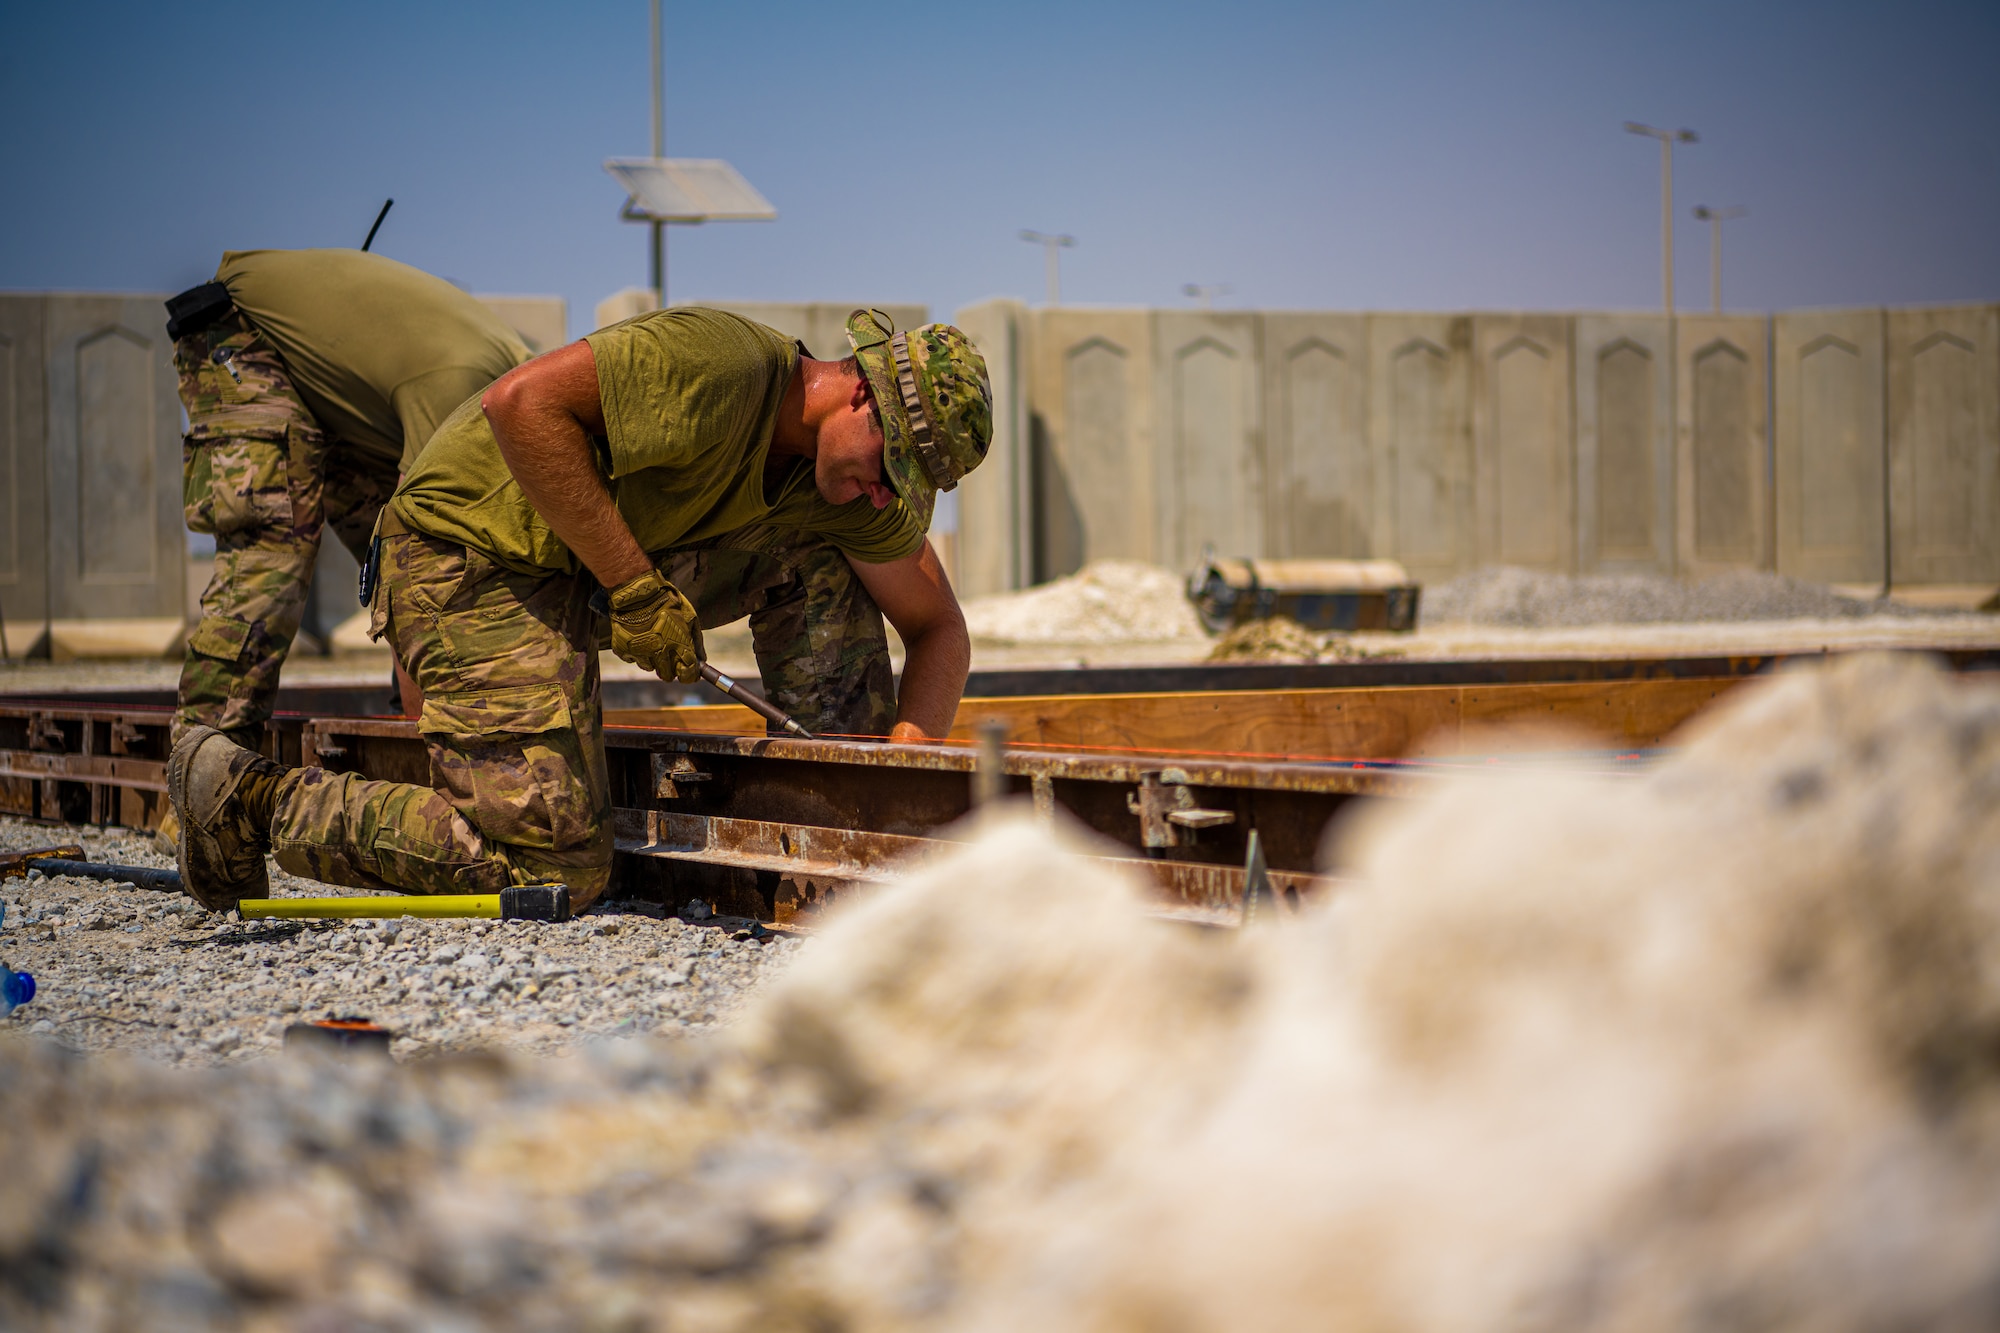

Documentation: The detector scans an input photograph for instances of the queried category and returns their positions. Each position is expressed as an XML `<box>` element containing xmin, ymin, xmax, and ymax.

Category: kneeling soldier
<box><xmin>168</xmin><ymin>307</ymin><xmax>990</xmax><ymax>912</ymax></box>
<box><xmin>166</xmin><ymin>248</ymin><xmax>531</xmax><ymax>743</ymax></box>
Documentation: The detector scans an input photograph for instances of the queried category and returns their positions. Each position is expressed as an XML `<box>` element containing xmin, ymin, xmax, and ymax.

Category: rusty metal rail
<box><xmin>299</xmin><ymin>716</ymin><xmax>1391</xmax><ymax>922</ymax></box>
<box><xmin>0</xmin><ymin>696</ymin><xmax>1389</xmax><ymax>922</ymax></box>
<box><xmin>7</xmin><ymin>647</ymin><xmax>1992</xmax><ymax>924</ymax></box>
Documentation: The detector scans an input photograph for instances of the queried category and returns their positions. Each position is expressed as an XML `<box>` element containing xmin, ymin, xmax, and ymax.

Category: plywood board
<box><xmin>608</xmin><ymin>677</ymin><xmax>1744</xmax><ymax>761</ymax></box>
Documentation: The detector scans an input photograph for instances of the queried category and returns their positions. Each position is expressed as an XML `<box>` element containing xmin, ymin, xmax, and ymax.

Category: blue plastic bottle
<box><xmin>1</xmin><ymin>962</ymin><xmax>34</xmax><ymax>1016</ymax></box>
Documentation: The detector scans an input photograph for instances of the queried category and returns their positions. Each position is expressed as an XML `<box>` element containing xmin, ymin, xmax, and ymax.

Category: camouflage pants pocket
<box><xmin>417</xmin><ymin>682</ymin><xmax>598</xmax><ymax>854</ymax></box>
<box><xmin>183</xmin><ymin>431</ymin><xmax>294</xmax><ymax>538</ymax></box>
<box><xmin>397</xmin><ymin>534</ymin><xmax>473</xmax><ymax>620</ymax></box>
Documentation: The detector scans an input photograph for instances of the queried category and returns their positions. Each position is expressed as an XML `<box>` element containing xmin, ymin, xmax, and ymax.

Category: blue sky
<box><xmin>3</xmin><ymin>1</ymin><xmax>1995</xmax><ymax>338</ymax></box>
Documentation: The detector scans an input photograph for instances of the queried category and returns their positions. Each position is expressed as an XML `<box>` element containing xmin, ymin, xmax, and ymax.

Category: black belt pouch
<box><xmin>165</xmin><ymin>281</ymin><xmax>234</xmax><ymax>341</ymax></box>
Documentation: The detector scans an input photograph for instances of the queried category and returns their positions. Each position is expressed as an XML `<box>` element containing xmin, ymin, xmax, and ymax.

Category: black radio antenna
<box><xmin>361</xmin><ymin>198</ymin><xmax>394</xmax><ymax>252</ymax></box>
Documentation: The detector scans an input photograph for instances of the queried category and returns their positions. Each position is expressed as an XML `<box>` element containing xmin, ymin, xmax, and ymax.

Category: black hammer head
<box><xmin>500</xmin><ymin>883</ymin><xmax>572</xmax><ymax>923</ymax></box>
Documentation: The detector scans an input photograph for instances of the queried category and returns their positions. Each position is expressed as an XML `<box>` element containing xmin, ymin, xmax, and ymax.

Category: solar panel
<box><xmin>604</xmin><ymin>158</ymin><xmax>777</xmax><ymax>223</ymax></box>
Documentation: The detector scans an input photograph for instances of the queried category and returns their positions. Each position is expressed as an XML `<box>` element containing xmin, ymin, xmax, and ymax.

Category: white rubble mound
<box><xmin>960</xmin><ymin>560</ymin><xmax>1207</xmax><ymax>644</ymax></box>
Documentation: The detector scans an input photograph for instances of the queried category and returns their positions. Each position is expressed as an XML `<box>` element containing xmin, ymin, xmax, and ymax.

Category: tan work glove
<box><xmin>606</xmin><ymin>569</ymin><xmax>703</xmax><ymax>683</ymax></box>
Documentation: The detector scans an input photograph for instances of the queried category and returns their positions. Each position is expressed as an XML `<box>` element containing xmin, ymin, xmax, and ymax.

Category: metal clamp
<box><xmin>653</xmin><ymin>752</ymin><xmax>712</xmax><ymax>799</ymax></box>
<box><xmin>1128</xmin><ymin>769</ymin><xmax>1236</xmax><ymax>851</ymax></box>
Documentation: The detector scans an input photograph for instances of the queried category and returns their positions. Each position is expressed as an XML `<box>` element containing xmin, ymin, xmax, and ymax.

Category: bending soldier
<box><xmin>165</xmin><ymin>248</ymin><xmax>531</xmax><ymax>744</ymax></box>
<box><xmin>167</xmin><ymin>306</ymin><xmax>991</xmax><ymax>913</ymax></box>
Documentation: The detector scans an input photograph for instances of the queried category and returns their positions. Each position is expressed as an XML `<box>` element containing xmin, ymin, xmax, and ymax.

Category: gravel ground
<box><xmin>1419</xmin><ymin>565</ymin><xmax>1969</xmax><ymax>627</ymax></box>
<box><xmin>0</xmin><ymin>816</ymin><xmax>801</xmax><ymax>1066</ymax></box>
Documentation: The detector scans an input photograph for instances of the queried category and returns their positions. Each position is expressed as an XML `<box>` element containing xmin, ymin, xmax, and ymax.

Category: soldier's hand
<box><xmin>606</xmin><ymin>569</ymin><xmax>703</xmax><ymax>684</ymax></box>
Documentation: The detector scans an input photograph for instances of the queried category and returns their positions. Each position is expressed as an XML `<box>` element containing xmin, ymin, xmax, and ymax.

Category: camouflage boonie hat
<box><xmin>846</xmin><ymin>308</ymin><xmax>993</xmax><ymax>530</ymax></box>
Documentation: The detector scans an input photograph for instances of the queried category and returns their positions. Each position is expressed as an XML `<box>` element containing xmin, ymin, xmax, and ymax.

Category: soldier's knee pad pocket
<box><xmin>419</xmin><ymin>682</ymin><xmax>596</xmax><ymax>852</ymax></box>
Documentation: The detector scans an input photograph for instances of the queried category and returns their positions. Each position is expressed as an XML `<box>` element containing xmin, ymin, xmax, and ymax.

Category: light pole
<box><xmin>1019</xmin><ymin>230</ymin><xmax>1076</xmax><ymax>306</ymax></box>
<box><xmin>607</xmin><ymin>5</ymin><xmax>774</xmax><ymax>313</ymax></box>
<box><xmin>1623</xmin><ymin>122</ymin><xmax>1698</xmax><ymax>318</ymax></box>
<box><xmin>1691</xmin><ymin>204</ymin><xmax>1747</xmax><ymax>314</ymax></box>
<box><xmin>1181</xmin><ymin>283</ymin><xmax>1230</xmax><ymax>310</ymax></box>
<box><xmin>1626</xmin><ymin>122</ymin><xmax>1696</xmax><ymax>577</ymax></box>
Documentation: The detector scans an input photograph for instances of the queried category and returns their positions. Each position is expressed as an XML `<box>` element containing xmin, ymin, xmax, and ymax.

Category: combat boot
<box><xmin>167</xmin><ymin>726</ymin><xmax>290</xmax><ymax>910</ymax></box>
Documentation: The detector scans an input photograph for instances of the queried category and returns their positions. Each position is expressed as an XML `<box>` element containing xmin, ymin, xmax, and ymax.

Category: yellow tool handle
<box><xmin>240</xmin><ymin>895</ymin><xmax>500</xmax><ymax>919</ymax></box>
<box><xmin>237</xmin><ymin>883</ymin><xmax>572</xmax><ymax>922</ymax></box>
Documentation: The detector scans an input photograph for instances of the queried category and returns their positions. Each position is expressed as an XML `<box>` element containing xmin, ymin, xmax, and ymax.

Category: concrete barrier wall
<box><xmin>1574</xmin><ymin>315</ymin><xmax>1673</xmax><ymax>574</ymax></box>
<box><xmin>1887</xmin><ymin>304</ymin><xmax>2000</xmax><ymax>586</ymax></box>
<box><xmin>952</xmin><ymin>299</ymin><xmax>1033</xmax><ymax>597</ymax></box>
<box><xmin>0</xmin><ymin>293</ymin><xmax>186</xmax><ymax>651</ymax></box>
<box><xmin>955</xmin><ymin>303</ymin><xmax>1998</xmax><ymax>596</ymax></box>
<box><xmin>1774</xmin><ymin>309</ymin><xmax>1885</xmax><ymax>585</ymax></box>
<box><xmin>0</xmin><ymin>297</ymin><xmax>50</xmax><ymax>651</ymax></box>
<box><xmin>474</xmin><ymin>295</ymin><xmax>568</xmax><ymax>357</ymax></box>
<box><xmin>1474</xmin><ymin>314</ymin><xmax>1574</xmax><ymax>573</ymax></box>
<box><xmin>1261</xmin><ymin>314</ymin><xmax>1369</xmax><ymax>560</ymax></box>
<box><xmin>687</xmin><ymin>302</ymin><xmax>929</xmax><ymax>363</ymax></box>
<box><xmin>1677</xmin><ymin>315</ymin><xmax>1772</xmax><ymax>576</ymax></box>
<box><xmin>3</xmin><ymin>293</ymin><xmax>1994</xmax><ymax>653</ymax></box>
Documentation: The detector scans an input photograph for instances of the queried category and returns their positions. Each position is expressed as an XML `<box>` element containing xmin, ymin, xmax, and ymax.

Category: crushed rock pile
<box><xmin>1421</xmin><ymin>565</ymin><xmax>1956</xmax><ymax>627</ymax></box>
<box><xmin>5</xmin><ymin>652</ymin><xmax>2000</xmax><ymax>1330</ymax></box>
<box><xmin>1203</xmin><ymin>617</ymin><xmax>1406</xmax><ymax>663</ymax></box>
<box><xmin>1205</xmin><ymin>615</ymin><xmax>1327</xmax><ymax>661</ymax></box>
<box><xmin>960</xmin><ymin>560</ymin><xmax>1207</xmax><ymax>644</ymax></box>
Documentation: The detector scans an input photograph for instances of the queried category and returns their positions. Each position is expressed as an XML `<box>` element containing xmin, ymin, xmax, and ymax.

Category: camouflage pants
<box><xmin>661</xmin><ymin>523</ymin><xmax>896</xmax><ymax>739</ymax></box>
<box><xmin>270</xmin><ymin>525</ymin><xmax>894</xmax><ymax>906</ymax></box>
<box><xmin>173</xmin><ymin>316</ymin><xmax>395</xmax><ymax>745</ymax></box>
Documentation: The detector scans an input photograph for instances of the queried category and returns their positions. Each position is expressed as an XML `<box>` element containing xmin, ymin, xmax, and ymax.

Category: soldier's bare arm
<box><xmin>850</xmin><ymin>540</ymin><xmax>970</xmax><ymax>741</ymax></box>
<box><xmin>481</xmin><ymin>344</ymin><xmax>654</xmax><ymax>589</ymax></box>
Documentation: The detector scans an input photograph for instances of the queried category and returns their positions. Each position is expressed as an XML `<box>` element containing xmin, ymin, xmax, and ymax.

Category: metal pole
<box><xmin>652</xmin><ymin>225</ymin><xmax>666</xmax><ymax>307</ymax></box>
<box><xmin>1625</xmin><ymin>123</ymin><xmax>1697</xmax><ymax>576</ymax></box>
<box><xmin>1661</xmin><ymin>135</ymin><xmax>1674</xmax><ymax>322</ymax></box>
<box><xmin>974</xmin><ymin>719</ymin><xmax>1008</xmax><ymax>806</ymax></box>
<box><xmin>1691</xmin><ymin>206</ymin><xmax>1746</xmax><ymax>315</ymax></box>
<box><xmin>1624</xmin><ymin>124</ymin><xmax>1696</xmax><ymax>316</ymax></box>
<box><xmin>650</xmin><ymin>0</ymin><xmax>665</xmax><ymax>307</ymax></box>
<box><xmin>1019</xmin><ymin>231</ymin><xmax>1075</xmax><ymax>307</ymax></box>
<box><xmin>1709</xmin><ymin>212</ymin><xmax>1721</xmax><ymax>313</ymax></box>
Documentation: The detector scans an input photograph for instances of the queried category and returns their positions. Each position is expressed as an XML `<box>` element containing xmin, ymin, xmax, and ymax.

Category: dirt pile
<box><xmin>960</xmin><ymin>561</ymin><xmax>1207</xmax><ymax>644</ymax></box>
<box><xmin>6</xmin><ymin>653</ymin><xmax>1999</xmax><ymax>1330</ymax></box>
<box><xmin>1421</xmin><ymin>565</ymin><xmax>1952</xmax><ymax>627</ymax></box>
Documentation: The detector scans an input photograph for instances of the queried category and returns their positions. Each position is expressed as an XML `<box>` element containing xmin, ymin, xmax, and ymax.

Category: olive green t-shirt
<box><xmin>218</xmin><ymin>249</ymin><xmax>531</xmax><ymax>472</ymax></box>
<box><xmin>392</xmin><ymin>307</ymin><xmax>924</xmax><ymax>575</ymax></box>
